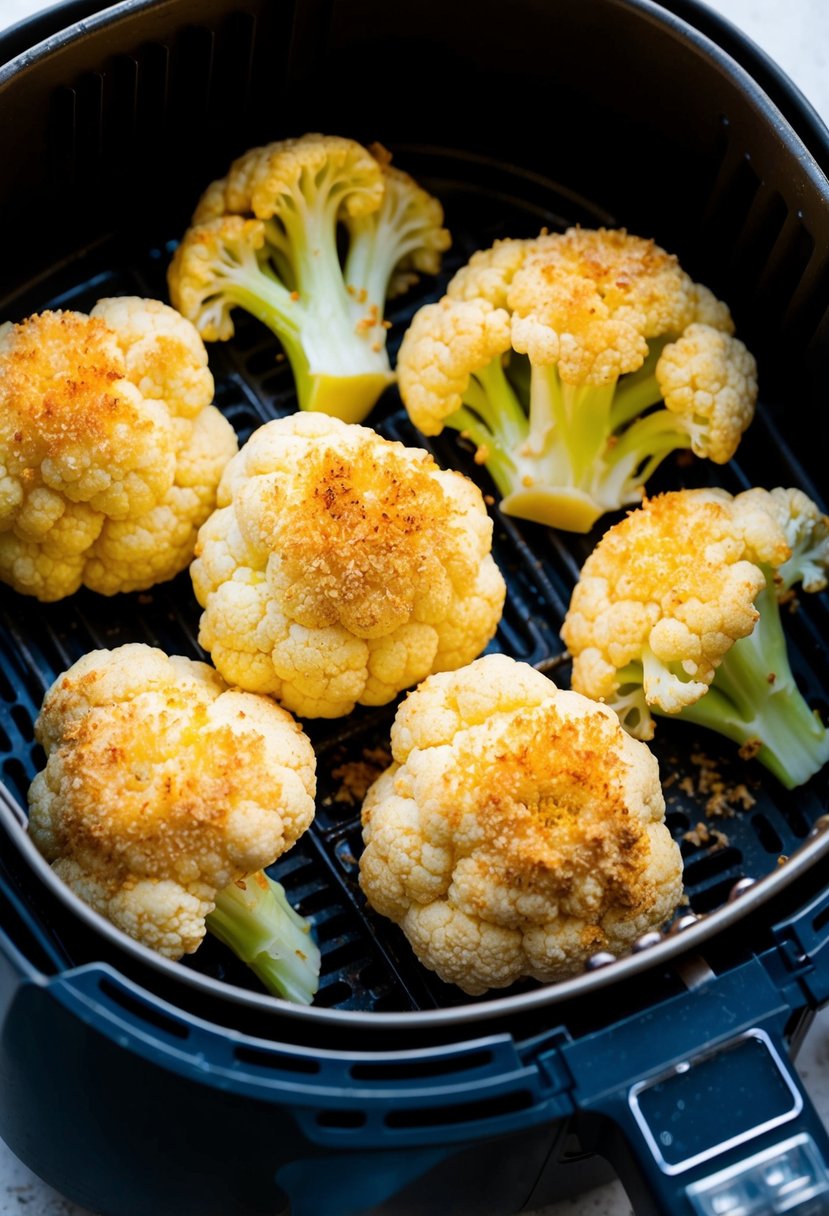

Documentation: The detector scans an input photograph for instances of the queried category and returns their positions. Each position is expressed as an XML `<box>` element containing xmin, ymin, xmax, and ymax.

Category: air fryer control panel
<box><xmin>687</xmin><ymin>1133</ymin><xmax>829</xmax><ymax>1216</ymax></box>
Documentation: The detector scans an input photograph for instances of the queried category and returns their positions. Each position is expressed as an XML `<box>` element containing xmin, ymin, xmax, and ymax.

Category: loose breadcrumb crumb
<box><xmin>682</xmin><ymin>822</ymin><xmax>730</xmax><ymax>850</ymax></box>
<box><xmin>672</xmin><ymin>750</ymin><xmax>757</xmax><ymax>818</ymax></box>
<box><xmin>329</xmin><ymin>746</ymin><xmax>392</xmax><ymax>806</ymax></box>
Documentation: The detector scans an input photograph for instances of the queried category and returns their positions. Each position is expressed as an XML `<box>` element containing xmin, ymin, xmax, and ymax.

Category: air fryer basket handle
<box><xmin>552</xmin><ymin>898</ymin><xmax>829</xmax><ymax>1216</ymax></box>
<box><xmin>587</xmin><ymin>1025</ymin><xmax>829</xmax><ymax>1216</ymax></box>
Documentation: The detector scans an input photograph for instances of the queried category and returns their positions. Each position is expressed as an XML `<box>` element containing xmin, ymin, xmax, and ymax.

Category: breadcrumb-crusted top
<box><xmin>562</xmin><ymin>488</ymin><xmax>793</xmax><ymax>714</ymax></box>
<box><xmin>0</xmin><ymin>310</ymin><xmax>155</xmax><ymax>471</ymax></box>
<box><xmin>509</xmin><ymin>228</ymin><xmax>703</xmax><ymax>383</ymax></box>
<box><xmin>0</xmin><ymin>298</ymin><xmax>236</xmax><ymax>601</ymax></box>
<box><xmin>28</xmin><ymin>644</ymin><xmax>316</xmax><ymax>958</ymax></box>
<box><xmin>222</xmin><ymin>412</ymin><xmax>490</xmax><ymax>639</ymax></box>
<box><xmin>190</xmin><ymin>411</ymin><xmax>505</xmax><ymax>717</ymax></box>
<box><xmin>261</xmin><ymin>437</ymin><xmax>461</xmax><ymax>637</ymax></box>
<box><xmin>435</xmin><ymin>692</ymin><xmax>652</xmax><ymax>903</ymax></box>
<box><xmin>359</xmin><ymin>654</ymin><xmax>682</xmax><ymax>994</ymax></box>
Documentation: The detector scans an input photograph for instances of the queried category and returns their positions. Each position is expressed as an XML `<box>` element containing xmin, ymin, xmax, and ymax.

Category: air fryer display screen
<box><xmin>632</xmin><ymin>1033</ymin><xmax>799</xmax><ymax>1169</ymax></box>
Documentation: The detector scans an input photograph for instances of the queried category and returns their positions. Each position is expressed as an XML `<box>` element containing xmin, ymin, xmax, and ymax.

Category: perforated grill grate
<box><xmin>1</xmin><ymin>152</ymin><xmax>827</xmax><ymax>1013</ymax></box>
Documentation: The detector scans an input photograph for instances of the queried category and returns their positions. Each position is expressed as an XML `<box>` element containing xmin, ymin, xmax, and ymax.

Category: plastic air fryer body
<box><xmin>1</xmin><ymin>2</ymin><xmax>829</xmax><ymax>1215</ymax></box>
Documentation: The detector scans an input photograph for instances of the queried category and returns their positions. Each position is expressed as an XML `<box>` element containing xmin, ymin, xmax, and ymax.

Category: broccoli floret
<box><xmin>169</xmin><ymin>134</ymin><xmax>449</xmax><ymax>423</ymax></box>
<box><xmin>398</xmin><ymin>229</ymin><xmax>756</xmax><ymax>533</ymax></box>
<box><xmin>562</xmin><ymin>487</ymin><xmax>829</xmax><ymax>789</ymax></box>
<box><xmin>207</xmin><ymin>872</ymin><xmax>321</xmax><ymax>1005</ymax></box>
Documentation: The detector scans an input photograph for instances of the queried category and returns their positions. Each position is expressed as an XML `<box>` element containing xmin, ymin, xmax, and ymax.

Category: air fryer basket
<box><xmin>0</xmin><ymin>1</ymin><xmax>828</xmax><ymax>1214</ymax></box>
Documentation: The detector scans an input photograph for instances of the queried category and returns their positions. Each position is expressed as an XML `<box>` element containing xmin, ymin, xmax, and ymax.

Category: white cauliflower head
<box><xmin>397</xmin><ymin>227</ymin><xmax>756</xmax><ymax>533</ymax></box>
<box><xmin>169</xmin><ymin>133</ymin><xmax>450</xmax><ymax>424</ymax></box>
<box><xmin>560</xmin><ymin>488</ymin><xmax>793</xmax><ymax>733</ymax></box>
<box><xmin>191</xmin><ymin>413</ymin><xmax>506</xmax><ymax>718</ymax></box>
<box><xmin>359</xmin><ymin>654</ymin><xmax>683</xmax><ymax>995</ymax></box>
<box><xmin>28</xmin><ymin>644</ymin><xmax>316</xmax><ymax>959</ymax></box>
<box><xmin>656</xmin><ymin>323</ymin><xmax>757</xmax><ymax>463</ymax></box>
<box><xmin>0</xmin><ymin>299</ymin><xmax>238</xmax><ymax>600</ymax></box>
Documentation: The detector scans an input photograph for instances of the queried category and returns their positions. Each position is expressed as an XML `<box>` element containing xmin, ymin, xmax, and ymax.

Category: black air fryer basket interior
<box><xmin>2</xmin><ymin>7</ymin><xmax>829</xmax><ymax>1216</ymax></box>
<box><xmin>0</xmin><ymin>0</ymin><xmax>828</xmax><ymax>1033</ymax></box>
<box><xmin>0</xmin><ymin>0</ymin><xmax>821</xmax><ymax>1026</ymax></box>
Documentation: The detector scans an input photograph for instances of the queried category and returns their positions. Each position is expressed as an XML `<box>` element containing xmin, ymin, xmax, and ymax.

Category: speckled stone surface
<box><xmin>0</xmin><ymin>1</ymin><xmax>828</xmax><ymax>1213</ymax></box>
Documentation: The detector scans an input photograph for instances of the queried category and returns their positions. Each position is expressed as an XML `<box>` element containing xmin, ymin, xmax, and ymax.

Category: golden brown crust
<box><xmin>261</xmin><ymin>441</ymin><xmax>460</xmax><ymax>637</ymax></box>
<box><xmin>515</xmin><ymin>227</ymin><xmax>698</xmax><ymax>338</ymax></box>
<box><xmin>51</xmin><ymin>702</ymin><xmax>268</xmax><ymax>880</ymax></box>
<box><xmin>358</xmin><ymin>655</ymin><xmax>682</xmax><ymax>993</ymax></box>
<box><xmin>562</xmin><ymin>488</ymin><xmax>791</xmax><ymax>717</ymax></box>
<box><xmin>0</xmin><ymin>311</ymin><xmax>148</xmax><ymax>463</ymax></box>
<box><xmin>28</xmin><ymin>645</ymin><xmax>317</xmax><ymax>958</ymax></box>
<box><xmin>441</xmin><ymin>705</ymin><xmax>652</xmax><ymax>915</ymax></box>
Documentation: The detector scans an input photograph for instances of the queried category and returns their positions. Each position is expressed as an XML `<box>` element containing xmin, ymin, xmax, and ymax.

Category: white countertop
<box><xmin>1</xmin><ymin>1</ymin><xmax>828</xmax><ymax>1213</ymax></box>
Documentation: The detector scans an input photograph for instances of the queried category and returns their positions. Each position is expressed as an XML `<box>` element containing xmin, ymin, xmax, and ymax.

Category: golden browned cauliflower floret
<box><xmin>169</xmin><ymin>133</ymin><xmax>450</xmax><ymax>423</ymax></box>
<box><xmin>0</xmin><ymin>299</ymin><xmax>238</xmax><ymax>600</ymax></box>
<box><xmin>28</xmin><ymin>644</ymin><xmax>320</xmax><ymax>999</ymax></box>
<box><xmin>359</xmin><ymin>654</ymin><xmax>683</xmax><ymax>994</ymax></box>
<box><xmin>191</xmin><ymin>412</ymin><xmax>506</xmax><ymax>718</ymax></box>
<box><xmin>561</xmin><ymin>487</ymin><xmax>829</xmax><ymax>789</ymax></box>
<box><xmin>398</xmin><ymin>227</ymin><xmax>756</xmax><ymax>532</ymax></box>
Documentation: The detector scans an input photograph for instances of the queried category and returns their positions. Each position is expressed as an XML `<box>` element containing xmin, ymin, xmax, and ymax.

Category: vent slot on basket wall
<box><xmin>693</xmin><ymin>116</ymin><xmax>829</xmax><ymax>444</ymax></box>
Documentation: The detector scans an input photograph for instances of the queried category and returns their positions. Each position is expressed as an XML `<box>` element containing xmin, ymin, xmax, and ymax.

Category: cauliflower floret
<box><xmin>164</xmin><ymin>217</ymin><xmax>268</xmax><ymax>343</ymax></box>
<box><xmin>562</xmin><ymin>489</ymin><xmax>786</xmax><ymax>719</ymax></box>
<box><xmin>191</xmin><ymin>413</ymin><xmax>506</xmax><ymax>718</ymax></box>
<box><xmin>509</xmin><ymin>228</ymin><xmax>698</xmax><ymax>383</ymax></box>
<box><xmin>0</xmin><ymin>301</ymin><xmax>237</xmax><ymax>600</ymax></box>
<box><xmin>169</xmin><ymin>133</ymin><xmax>450</xmax><ymax>423</ymax></box>
<box><xmin>742</xmin><ymin>486</ymin><xmax>829</xmax><ymax>594</ymax></box>
<box><xmin>561</xmin><ymin>487</ymin><xmax>829</xmax><ymax>789</ymax></box>
<box><xmin>398</xmin><ymin>227</ymin><xmax>756</xmax><ymax>532</ymax></box>
<box><xmin>445</xmin><ymin>236</ymin><xmax>532</xmax><ymax>307</ymax></box>
<box><xmin>397</xmin><ymin>297</ymin><xmax>513</xmax><ymax>437</ymax></box>
<box><xmin>359</xmin><ymin>654</ymin><xmax>683</xmax><ymax>994</ymax></box>
<box><xmin>28</xmin><ymin>644</ymin><xmax>316</xmax><ymax>962</ymax></box>
<box><xmin>656</xmin><ymin>323</ymin><xmax>757</xmax><ymax>462</ymax></box>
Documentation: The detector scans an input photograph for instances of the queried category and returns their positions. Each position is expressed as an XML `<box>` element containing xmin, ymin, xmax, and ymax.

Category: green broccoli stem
<box><xmin>551</xmin><ymin>373</ymin><xmax>618</xmax><ymax>485</ymax></box>
<box><xmin>458</xmin><ymin>349</ymin><xmax>673</xmax><ymax>493</ymax></box>
<box><xmin>206</xmin><ymin>872</ymin><xmax>321</xmax><ymax>1005</ymax></box>
<box><xmin>278</xmin><ymin>210</ymin><xmax>392</xmax><ymax>381</ymax></box>
<box><xmin>448</xmin><ymin>356</ymin><xmax>622</xmax><ymax>498</ymax></box>
<box><xmin>658</xmin><ymin>582</ymin><xmax>829</xmax><ymax>789</ymax></box>
<box><xmin>436</xmin><ymin>341</ymin><xmax>699</xmax><ymax>531</ymax></box>
<box><xmin>467</xmin><ymin>357</ymin><xmax>529</xmax><ymax>442</ymax></box>
<box><xmin>220</xmin><ymin>250</ymin><xmax>392</xmax><ymax>417</ymax></box>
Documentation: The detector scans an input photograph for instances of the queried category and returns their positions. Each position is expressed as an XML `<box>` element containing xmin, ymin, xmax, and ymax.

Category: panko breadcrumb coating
<box><xmin>28</xmin><ymin>644</ymin><xmax>316</xmax><ymax>959</ymax></box>
<box><xmin>191</xmin><ymin>412</ymin><xmax>506</xmax><ymax>718</ymax></box>
<box><xmin>0</xmin><ymin>299</ymin><xmax>238</xmax><ymax>600</ymax></box>
<box><xmin>359</xmin><ymin>654</ymin><xmax>683</xmax><ymax>994</ymax></box>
